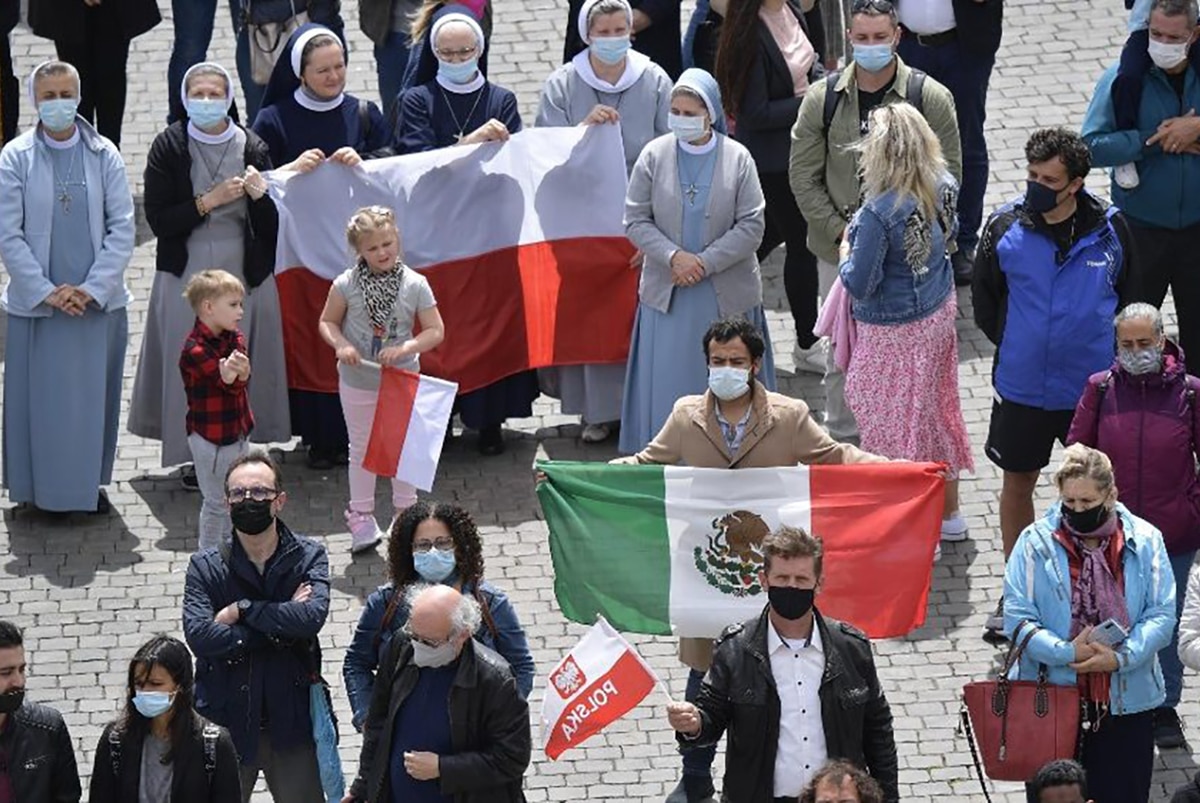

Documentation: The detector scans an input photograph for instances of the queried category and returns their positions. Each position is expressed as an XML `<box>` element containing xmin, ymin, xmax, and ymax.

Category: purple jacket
<box><xmin>1067</xmin><ymin>340</ymin><xmax>1200</xmax><ymax>553</ymax></box>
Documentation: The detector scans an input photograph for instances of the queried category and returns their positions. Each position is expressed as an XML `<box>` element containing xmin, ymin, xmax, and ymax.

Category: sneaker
<box><xmin>933</xmin><ymin>543</ymin><xmax>942</xmax><ymax>562</ymax></box>
<box><xmin>982</xmin><ymin>597</ymin><xmax>1008</xmax><ymax>645</ymax></box>
<box><xmin>581</xmin><ymin>422</ymin><xmax>613</xmax><ymax>443</ymax></box>
<box><xmin>940</xmin><ymin>513</ymin><xmax>969</xmax><ymax>542</ymax></box>
<box><xmin>1114</xmin><ymin>162</ymin><xmax>1140</xmax><ymax>190</ymax></box>
<box><xmin>180</xmin><ymin>465</ymin><xmax>200</xmax><ymax>492</ymax></box>
<box><xmin>792</xmin><ymin>340</ymin><xmax>827</xmax><ymax>376</ymax></box>
<box><xmin>1154</xmin><ymin>706</ymin><xmax>1188</xmax><ymax>750</ymax></box>
<box><xmin>665</xmin><ymin>777</ymin><xmax>716</xmax><ymax>803</ymax></box>
<box><xmin>345</xmin><ymin>508</ymin><xmax>383</xmax><ymax>554</ymax></box>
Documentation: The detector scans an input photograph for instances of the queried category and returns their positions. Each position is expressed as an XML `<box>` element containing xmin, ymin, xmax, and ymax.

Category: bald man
<box><xmin>345</xmin><ymin>585</ymin><xmax>531</xmax><ymax>803</ymax></box>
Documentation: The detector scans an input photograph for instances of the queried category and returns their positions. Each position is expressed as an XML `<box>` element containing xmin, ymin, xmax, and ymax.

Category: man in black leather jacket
<box><xmin>346</xmin><ymin>584</ymin><xmax>531</xmax><ymax>803</ymax></box>
<box><xmin>0</xmin><ymin>620</ymin><xmax>81</xmax><ymax>803</ymax></box>
<box><xmin>666</xmin><ymin>527</ymin><xmax>898</xmax><ymax>803</ymax></box>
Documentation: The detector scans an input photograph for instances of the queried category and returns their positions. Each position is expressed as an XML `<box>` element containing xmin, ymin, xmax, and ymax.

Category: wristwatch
<box><xmin>237</xmin><ymin>599</ymin><xmax>252</xmax><ymax>615</ymax></box>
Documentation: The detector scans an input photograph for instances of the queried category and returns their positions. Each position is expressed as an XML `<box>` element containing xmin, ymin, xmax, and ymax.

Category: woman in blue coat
<box><xmin>342</xmin><ymin>500</ymin><xmax>535</xmax><ymax>731</ymax></box>
<box><xmin>1005</xmin><ymin>443</ymin><xmax>1176</xmax><ymax>803</ymax></box>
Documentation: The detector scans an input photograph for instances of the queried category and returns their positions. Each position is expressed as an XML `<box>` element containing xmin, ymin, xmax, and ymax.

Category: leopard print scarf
<box><xmin>355</xmin><ymin>258</ymin><xmax>403</xmax><ymax>331</ymax></box>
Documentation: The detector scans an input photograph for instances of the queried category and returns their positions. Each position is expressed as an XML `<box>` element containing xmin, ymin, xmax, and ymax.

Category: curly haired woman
<box><xmin>340</xmin><ymin>500</ymin><xmax>535</xmax><ymax>731</ymax></box>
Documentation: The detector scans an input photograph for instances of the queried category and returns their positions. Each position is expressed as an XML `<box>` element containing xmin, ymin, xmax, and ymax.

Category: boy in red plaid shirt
<box><xmin>180</xmin><ymin>270</ymin><xmax>254</xmax><ymax>550</ymax></box>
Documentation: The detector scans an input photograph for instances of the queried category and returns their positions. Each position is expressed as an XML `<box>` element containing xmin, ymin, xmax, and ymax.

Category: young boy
<box><xmin>180</xmin><ymin>270</ymin><xmax>253</xmax><ymax>551</ymax></box>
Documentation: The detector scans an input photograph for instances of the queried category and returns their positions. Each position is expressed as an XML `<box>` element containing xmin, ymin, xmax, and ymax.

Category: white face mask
<box><xmin>1149</xmin><ymin>38</ymin><xmax>1190</xmax><ymax>70</ymax></box>
<box><xmin>411</xmin><ymin>638</ymin><xmax>460</xmax><ymax>668</ymax></box>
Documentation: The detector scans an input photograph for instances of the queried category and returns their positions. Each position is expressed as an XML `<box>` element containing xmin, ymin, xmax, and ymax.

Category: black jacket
<box><xmin>29</xmin><ymin>0</ymin><xmax>159</xmax><ymax>44</ymax></box>
<box><xmin>562</xmin><ymin>0</ymin><xmax>682</xmax><ymax>80</ymax></box>
<box><xmin>733</xmin><ymin>0</ymin><xmax>825</xmax><ymax>175</ymax></box>
<box><xmin>349</xmin><ymin>637</ymin><xmax>531</xmax><ymax>803</ymax></box>
<box><xmin>686</xmin><ymin>609</ymin><xmax>898</xmax><ymax>803</ymax></box>
<box><xmin>0</xmin><ymin>701</ymin><xmax>81</xmax><ymax>803</ymax></box>
<box><xmin>143</xmin><ymin>121</ymin><xmax>280</xmax><ymax>289</ymax></box>
<box><xmin>950</xmin><ymin>0</ymin><xmax>1003</xmax><ymax>55</ymax></box>
<box><xmin>1172</xmin><ymin>771</ymin><xmax>1200</xmax><ymax>803</ymax></box>
<box><xmin>87</xmin><ymin>716</ymin><xmax>242</xmax><ymax>803</ymax></box>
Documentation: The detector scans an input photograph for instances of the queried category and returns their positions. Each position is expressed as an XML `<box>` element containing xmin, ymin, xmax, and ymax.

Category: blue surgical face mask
<box><xmin>590</xmin><ymin>34</ymin><xmax>631</xmax><ymax>65</ymax></box>
<box><xmin>133</xmin><ymin>691</ymin><xmax>175</xmax><ymax>719</ymax></box>
<box><xmin>708</xmin><ymin>366</ymin><xmax>751</xmax><ymax>401</ymax></box>
<box><xmin>437</xmin><ymin>57</ymin><xmax>479</xmax><ymax>85</ymax></box>
<box><xmin>668</xmin><ymin>113</ymin><xmax>708</xmax><ymax>143</ymax></box>
<box><xmin>186</xmin><ymin>97</ymin><xmax>229</xmax><ymax>130</ymax></box>
<box><xmin>38</xmin><ymin>98</ymin><xmax>79</xmax><ymax>133</ymax></box>
<box><xmin>853</xmin><ymin>43</ymin><xmax>895</xmax><ymax>73</ymax></box>
<box><xmin>414</xmin><ymin>548</ymin><xmax>457</xmax><ymax>583</ymax></box>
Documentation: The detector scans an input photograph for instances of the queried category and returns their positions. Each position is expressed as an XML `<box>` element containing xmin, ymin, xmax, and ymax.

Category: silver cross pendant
<box><xmin>684</xmin><ymin>183</ymin><xmax>698</xmax><ymax>206</ymax></box>
<box><xmin>57</xmin><ymin>190</ymin><xmax>71</xmax><ymax>214</ymax></box>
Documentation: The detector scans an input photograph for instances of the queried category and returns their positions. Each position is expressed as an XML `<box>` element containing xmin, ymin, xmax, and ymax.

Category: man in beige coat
<box><xmin>614</xmin><ymin>317</ymin><xmax>886</xmax><ymax>803</ymax></box>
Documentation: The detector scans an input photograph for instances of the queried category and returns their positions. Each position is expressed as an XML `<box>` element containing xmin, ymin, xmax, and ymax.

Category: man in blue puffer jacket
<box><xmin>973</xmin><ymin>127</ymin><xmax>1134</xmax><ymax>643</ymax></box>
<box><xmin>183</xmin><ymin>451</ymin><xmax>331</xmax><ymax>803</ymax></box>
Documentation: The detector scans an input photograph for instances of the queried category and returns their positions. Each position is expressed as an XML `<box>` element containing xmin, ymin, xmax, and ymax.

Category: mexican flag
<box><xmin>536</xmin><ymin>461</ymin><xmax>945</xmax><ymax>640</ymax></box>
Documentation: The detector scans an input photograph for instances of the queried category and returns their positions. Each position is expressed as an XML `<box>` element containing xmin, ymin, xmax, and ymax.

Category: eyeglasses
<box><xmin>412</xmin><ymin>536</ymin><xmax>455</xmax><ymax>553</ymax></box>
<box><xmin>226</xmin><ymin>486</ymin><xmax>279</xmax><ymax>503</ymax></box>
<box><xmin>434</xmin><ymin>45</ymin><xmax>477</xmax><ymax>61</ymax></box>
<box><xmin>851</xmin><ymin>0</ymin><xmax>894</xmax><ymax>13</ymax></box>
<box><xmin>401</xmin><ymin>623</ymin><xmax>451</xmax><ymax>648</ymax></box>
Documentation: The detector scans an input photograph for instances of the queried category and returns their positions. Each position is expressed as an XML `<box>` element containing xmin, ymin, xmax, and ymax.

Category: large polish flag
<box><xmin>267</xmin><ymin>125</ymin><xmax>638</xmax><ymax>395</ymax></box>
<box><xmin>541</xmin><ymin>617</ymin><xmax>660</xmax><ymax>760</ymax></box>
<box><xmin>363</xmin><ymin>369</ymin><xmax>458</xmax><ymax>491</ymax></box>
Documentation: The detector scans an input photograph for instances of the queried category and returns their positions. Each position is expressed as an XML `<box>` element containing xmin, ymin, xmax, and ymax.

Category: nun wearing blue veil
<box><xmin>619</xmin><ymin>68</ymin><xmax>776</xmax><ymax>455</ymax></box>
<box><xmin>251</xmin><ymin>24</ymin><xmax>393</xmax><ymax>470</ymax></box>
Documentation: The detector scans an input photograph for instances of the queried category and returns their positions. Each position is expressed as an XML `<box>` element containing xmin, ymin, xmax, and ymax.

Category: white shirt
<box><xmin>896</xmin><ymin>0</ymin><xmax>956</xmax><ymax>35</ymax></box>
<box><xmin>768</xmin><ymin>619</ymin><xmax>828</xmax><ymax>797</ymax></box>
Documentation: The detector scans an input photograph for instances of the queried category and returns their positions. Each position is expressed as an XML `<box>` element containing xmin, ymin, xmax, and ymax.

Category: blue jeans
<box><xmin>374</xmin><ymin>30</ymin><xmax>411</xmax><ymax>127</ymax></box>
<box><xmin>167</xmin><ymin>0</ymin><xmax>219</xmax><ymax>123</ymax></box>
<box><xmin>897</xmin><ymin>35</ymin><xmax>994</xmax><ymax>254</ymax></box>
<box><xmin>1161</xmin><ymin>550</ymin><xmax>1196</xmax><ymax>709</ymax></box>
<box><xmin>681</xmin><ymin>0</ymin><xmax>710</xmax><ymax>71</ymax></box>
<box><xmin>682</xmin><ymin>668</ymin><xmax>716</xmax><ymax>778</ymax></box>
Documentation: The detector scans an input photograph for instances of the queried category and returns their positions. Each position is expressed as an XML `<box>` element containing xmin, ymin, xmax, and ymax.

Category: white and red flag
<box><xmin>540</xmin><ymin>617</ymin><xmax>660</xmax><ymax>760</ymax></box>
<box><xmin>362</xmin><ymin>368</ymin><xmax>457</xmax><ymax>491</ymax></box>
<box><xmin>267</xmin><ymin>125</ymin><xmax>637</xmax><ymax>396</ymax></box>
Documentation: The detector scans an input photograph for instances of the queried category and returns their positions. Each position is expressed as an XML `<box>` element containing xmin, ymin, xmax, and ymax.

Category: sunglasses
<box><xmin>851</xmin><ymin>0</ymin><xmax>894</xmax><ymax>13</ymax></box>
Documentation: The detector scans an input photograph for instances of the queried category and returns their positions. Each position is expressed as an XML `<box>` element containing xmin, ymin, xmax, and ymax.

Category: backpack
<box><xmin>821</xmin><ymin>68</ymin><xmax>926</xmax><ymax>138</ymax></box>
<box><xmin>108</xmin><ymin>723</ymin><xmax>221</xmax><ymax>783</ymax></box>
<box><xmin>1095</xmin><ymin>370</ymin><xmax>1199</xmax><ymax>450</ymax></box>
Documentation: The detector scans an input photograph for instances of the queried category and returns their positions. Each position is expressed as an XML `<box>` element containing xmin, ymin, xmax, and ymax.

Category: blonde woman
<box><xmin>1005</xmin><ymin>443</ymin><xmax>1173</xmax><ymax>803</ymax></box>
<box><xmin>838</xmin><ymin>102</ymin><xmax>973</xmax><ymax>542</ymax></box>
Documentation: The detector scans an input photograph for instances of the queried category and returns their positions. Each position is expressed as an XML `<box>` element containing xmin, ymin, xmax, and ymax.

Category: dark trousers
<box><xmin>1025</xmin><ymin>711</ymin><xmax>1154</xmax><ymax>803</ymax></box>
<box><xmin>1127</xmin><ymin>219</ymin><xmax>1200</xmax><ymax>362</ymax></box>
<box><xmin>759</xmin><ymin>170</ymin><xmax>819</xmax><ymax>349</ymax></box>
<box><xmin>54</xmin><ymin>4</ymin><xmax>131</xmax><ymax>148</ymax></box>
<box><xmin>682</xmin><ymin>668</ymin><xmax>717</xmax><ymax>777</ymax></box>
<box><xmin>0</xmin><ymin>28</ymin><xmax>16</xmax><ymax>146</ymax></box>
<box><xmin>897</xmin><ymin>34</ymin><xmax>994</xmax><ymax>254</ymax></box>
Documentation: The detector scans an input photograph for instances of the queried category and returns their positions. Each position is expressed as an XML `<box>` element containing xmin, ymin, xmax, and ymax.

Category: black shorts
<box><xmin>984</xmin><ymin>396</ymin><xmax>1075</xmax><ymax>473</ymax></box>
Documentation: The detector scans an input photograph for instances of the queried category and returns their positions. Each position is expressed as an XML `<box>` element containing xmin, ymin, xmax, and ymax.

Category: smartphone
<box><xmin>1088</xmin><ymin>618</ymin><xmax>1129</xmax><ymax>647</ymax></box>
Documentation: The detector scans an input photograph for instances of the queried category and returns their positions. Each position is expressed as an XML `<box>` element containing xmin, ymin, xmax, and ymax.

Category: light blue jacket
<box><xmin>0</xmin><ymin>118</ymin><xmax>134</xmax><ymax>318</ymax></box>
<box><xmin>1004</xmin><ymin>502</ymin><xmax>1176</xmax><ymax>716</ymax></box>
<box><xmin>1082</xmin><ymin>63</ymin><xmax>1200</xmax><ymax>230</ymax></box>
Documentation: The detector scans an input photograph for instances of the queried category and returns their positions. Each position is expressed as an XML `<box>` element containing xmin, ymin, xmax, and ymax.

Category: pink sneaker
<box><xmin>345</xmin><ymin>508</ymin><xmax>383</xmax><ymax>554</ymax></box>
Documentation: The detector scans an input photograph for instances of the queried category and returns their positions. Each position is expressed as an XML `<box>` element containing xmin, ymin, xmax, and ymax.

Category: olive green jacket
<box><xmin>788</xmin><ymin>56</ymin><xmax>962</xmax><ymax>266</ymax></box>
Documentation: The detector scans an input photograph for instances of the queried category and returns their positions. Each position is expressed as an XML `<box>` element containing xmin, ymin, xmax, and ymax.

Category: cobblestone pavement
<box><xmin>1</xmin><ymin>0</ymin><xmax>1194</xmax><ymax>800</ymax></box>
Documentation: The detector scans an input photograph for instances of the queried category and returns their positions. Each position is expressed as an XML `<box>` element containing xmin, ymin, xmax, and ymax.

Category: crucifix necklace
<box><xmin>52</xmin><ymin>144</ymin><xmax>81</xmax><ymax>214</ymax></box>
<box><xmin>438</xmin><ymin>86</ymin><xmax>485</xmax><ymax>143</ymax></box>
<box><xmin>678</xmin><ymin>148</ymin><xmax>716</xmax><ymax>207</ymax></box>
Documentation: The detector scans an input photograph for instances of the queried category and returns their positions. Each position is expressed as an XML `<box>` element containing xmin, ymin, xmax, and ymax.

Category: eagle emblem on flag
<box><xmin>551</xmin><ymin>655</ymin><xmax>587</xmax><ymax>699</ymax></box>
<box><xmin>693</xmin><ymin>510</ymin><xmax>769</xmax><ymax>598</ymax></box>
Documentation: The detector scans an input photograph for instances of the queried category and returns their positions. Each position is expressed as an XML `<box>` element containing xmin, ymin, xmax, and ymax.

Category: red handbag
<box><xmin>960</xmin><ymin>622</ymin><xmax>1081</xmax><ymax>792</ymax></box>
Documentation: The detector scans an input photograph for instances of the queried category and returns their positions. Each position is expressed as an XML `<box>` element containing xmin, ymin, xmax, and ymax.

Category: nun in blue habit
<box><xmin>393</xmin><ymin>5</ymin><xmax>538</xmax><ymax>456</ymax></box>
<box><xmin>251</xmin><ymin>24</ymin><xmax>393</xmax><ymax>469</ymax></box>
<box><xmin>0</xmin><ymin>61</ymin><xmax>134</xmax><ymax>512</ymax></box>
<box><xmin>619</xmin><ymin>68</ymin><xmax>776</xmax><ymax>455</ymax></box>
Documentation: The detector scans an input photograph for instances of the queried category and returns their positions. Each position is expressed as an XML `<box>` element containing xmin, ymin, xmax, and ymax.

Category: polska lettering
<box><xmin>560</xmin><ymin>680</ymin><xmax>619</xmax><ymax>741</ymax></box>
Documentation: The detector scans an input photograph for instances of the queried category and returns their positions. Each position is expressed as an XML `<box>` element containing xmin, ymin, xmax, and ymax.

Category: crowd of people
<box><xmin>3</xmin><ymin>0</ymin><xmax>1200</xmax><ymax>801</ymax></box>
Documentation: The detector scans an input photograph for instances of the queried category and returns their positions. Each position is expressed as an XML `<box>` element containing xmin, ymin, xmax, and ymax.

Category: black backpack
<box><xmin>821</xmin><ymin>68</ymin><xmax>926</xmax><ymax>138</ymax></box>
<box><xmin>108</xmin><ymin>722</ymin><xmax>221</xmax><ymax>782</ymax></box>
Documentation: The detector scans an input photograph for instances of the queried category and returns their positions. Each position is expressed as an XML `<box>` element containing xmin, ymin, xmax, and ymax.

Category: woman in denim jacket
<box><xmin>341</xmin><ymin>500</ymin><xmax>535</xmax><ymax>730</ymax></box>
<box><xmin>1005</xmin><ymin>444</ymin><xmax>1174</xmax><ymax>803</ymax></box>
<box><xmin>838</xmin><ymin>102</ymin><xmax>973</xmax><ymax>545</ymax></box>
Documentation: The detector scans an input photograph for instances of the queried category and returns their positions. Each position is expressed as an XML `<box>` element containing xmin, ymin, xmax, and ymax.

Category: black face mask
<box><xmin>230</xmin><ymin>499</ymin><xmax>275</xmax><ymax>536</ymax></box>
<box><xmin>1025</xmin><ymin>180</ymin><xmax>1063</xmax><ymax>215</ymax></box>
<box><xmin>767</xmin><ymin>586</ymin><xmax>815</xmax><ymax>621</ymax></box>
<box><xmin>1061</xmin><ymin>502</ymin><xmax>1110</xmax><ymax>535</ymax></box>
<box><xmin>0</xmin><ymin>688</ymin><xmax>25</xmax><ymax>714</ymax></box>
